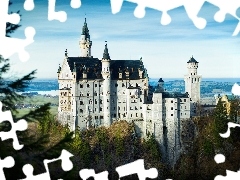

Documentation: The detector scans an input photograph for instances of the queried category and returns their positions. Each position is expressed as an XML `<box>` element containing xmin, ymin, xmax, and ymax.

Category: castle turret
<box><xmin>79</xmin><ymin>18</ymin><xmax>92</xmax><ymax>57</ymax></box>
<box><xmin>101</xmin><ymin>42</ymin><xmax>111</xmax><ymax>126</ymax></box>
<box><xmin>184</xmin><ymin>56</ymin><xmax>201</xmax><ymax>103</ymax></box>
<box><xmin>157</xmin><ymin>78</ymin><xmax>164</xmax><ymax>92</ymax></box>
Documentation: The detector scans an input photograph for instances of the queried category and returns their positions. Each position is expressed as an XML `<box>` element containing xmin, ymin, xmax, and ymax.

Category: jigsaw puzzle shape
<box><xmin>214</xmin><ymin>154</ymin><xmax>225</xmax><ymax>164</ymax></box>
<box><xmin>215</xmin><ymin>170</ymin><xmax>240</xmax><ymax>180</ymax></box>
<box><xmin>0</xmin><ymin>156</ymin><xmax>14</xmax><ymax>180</ymax></box>
<box><xmin>48</xmin><ymin>0</ymin><xmax>81</xmax><ymax>22</ymax></box>
<box><xmin>0</xmin><ymin>101</ymin><xmax>28</xmax><ymax>150</ymax></box>
<box><xmin>219</xmin><ymin>122</ymin><xmax>240</xmax><ymax>138</ymax></box>
<box><xmin>231</xmin><ymin>83</ymin><xmax>240</xmax><ymax>95</ymax></box>
<box><xmin>110</xmin><ymin>0</ymin><xmax>207</xmax><ymax>28</ymax></box>
<box><xmin>115</xmin><ymin>159</ymin><xmax>158</xmax><ymax>180</ymax></box>
<box><xmin>20</xmin><ymin>149</ymin><xmax>74</xmax><ymax>180</ymax></box>
<box><xmin>110</xmin><ymin>0</ymin><xmax>240</xmax><ymax>35</ymax></box>
<box><xmin>79</xmin><ymin>169</ymin><xmax>109</xmax><ymax>180</ymax></box>
<box><xmin>0</xmin><ymin>0</ymin><xmax>36</xmax><ymax>62</ymax></box>
<box><xmin>24</xmin><ymin>0</ymin><xmax>35</xmax><ymax>11</ymax></box>
<box><xmin>70</xmin><ymin>0</ymin><xmax>81</xmax><ymax>9</ymax></box>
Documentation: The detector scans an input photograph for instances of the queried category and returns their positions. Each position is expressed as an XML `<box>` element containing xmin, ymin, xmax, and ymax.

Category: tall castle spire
<box><xmin>79</xmin><ymin>17</ymin><xmax>92</xmax><ymax>57</ymax></box>
<box><xmin>103</xmin><ymin>41</ymin><xmax>110</xmax><ymax>59</ymax></box>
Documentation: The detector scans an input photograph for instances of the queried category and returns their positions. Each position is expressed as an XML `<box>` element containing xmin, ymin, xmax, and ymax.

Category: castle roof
<box><xmin>103</xmin><ymin>43</ymin><xmax>110</xmax><ymax>59</ymax></box>
<box><xmin>81</xmin><ymin>18</ymin><xmax>90</xmax><ymax>38</ymax></box>
<box><xmin>162</xmin><ymin>92</ymin><xmax>189</xmax><ymax>98</ymax></box>
<box><xmin>158</xmin><ymin>78</ymin><xmax>164</xmax><ymax>82</ymax></box>
<box><xmin>187</xmin><ymin>56</ymin><xmax>198</xmax><ymax>63</ymax></box>
<box><xmin>67</xmin><ymin>57</ymin><xmax>145</xmax><ymax>80</ymax></box>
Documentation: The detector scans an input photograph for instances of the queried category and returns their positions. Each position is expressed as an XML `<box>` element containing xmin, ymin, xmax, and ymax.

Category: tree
<box><xmin>1</xmin><ymin>3</ymin><xmax>73</xmax><ymax>179</ymax></box>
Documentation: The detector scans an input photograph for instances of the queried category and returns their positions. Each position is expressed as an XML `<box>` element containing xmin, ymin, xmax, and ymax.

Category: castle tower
<box><xmin>79</xmin><ymin>18</ymin><xmax>92</xmax><ymax>57</ymax></box>
<box><xmin>101</xmin><ymin>42</ymin><xmax>111</xmax><ymax>126</ymax></box>
<box><xmin>184</xmin><ymin>56</ymin><xmax>201</xmax><ymax>103</ymax></box>
<box><xmin>157</xmin><ymin>78</ymin><xmax>164</xmax><ymax>92</ymax></box>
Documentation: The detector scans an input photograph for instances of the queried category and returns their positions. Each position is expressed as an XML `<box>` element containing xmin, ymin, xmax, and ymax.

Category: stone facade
<box><xmin>57</xmin><ymin>18</ymin><xmax>201</xmax><ymax>166</ymax></box>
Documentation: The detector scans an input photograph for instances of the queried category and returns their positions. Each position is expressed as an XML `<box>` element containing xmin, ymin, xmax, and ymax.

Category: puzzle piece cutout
<box><xmin>116</xmin><ymin>159</ymin><xmax>158</xmax><ymax>180</ymax></box>
<box><xmin>215</xmin><ymin>170</ymin><xmax>240</xmax><ymax>180</ymax></box>
<box><xmin>219</xmin><ymin>122</ymin><xmax>240</xmax><ymax>138</ymax></box>
<box><xmin>110</xmin><ymin>0</ymin><xmax>240</xmax><ymax>35</ymax></box>
<box><xmin>0</xmin><ymin>101</ymin><xmax>28</xmax><ymax>150</ymax></box>
<box><xmin>0</xmin><ymin>156</ymin><xmax>14</xmax><ymax>180</ymax></box>
<box><xmin>0</xmin><ymin>0</ymin><xmax>36</xmax><ymax>62</ymax></box>
<box><xmin>214</xmin><ymin>113</ymin><xmax>240</xmax><ymax>179</ymax></box>
<box><xmin>231</xmin><ymin>83</ymin><xmax>240</xmax><ymax>95</ymax></box>
<box><xmin>24</xmin><ymin>0</ymin><xmax>35</xmax><ymax>11</ymax></box>
<box><xmin>79</xmin><ymin>169</ymin><xmax>109</xmax><ymax>180</ymax></box>
<box><xmin>20</xmin><ymin>149</ymin><xmax>74</xmax><ymax>180</ymax></box>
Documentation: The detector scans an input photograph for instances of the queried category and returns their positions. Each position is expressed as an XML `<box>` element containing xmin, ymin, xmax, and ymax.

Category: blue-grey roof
<box><xmin>187</xmin><ymin>56</ymin><xmax>198</xmax><ymax>63</ymax></box>
<box><xmin>67</xmin><ymin>57</ymin><xmax>146</xmax><ymax>80</ymax></box>
<box><xmin>158</xmin><ymin>78</ymin><xmax>164</xmax><ymax>82</ymax></box>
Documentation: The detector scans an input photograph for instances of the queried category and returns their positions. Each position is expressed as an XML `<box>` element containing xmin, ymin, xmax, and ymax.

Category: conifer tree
<box><xmin>1</xmin><ymin>2</ymin><xmax>73</xmax><ymax>179</ymax></box>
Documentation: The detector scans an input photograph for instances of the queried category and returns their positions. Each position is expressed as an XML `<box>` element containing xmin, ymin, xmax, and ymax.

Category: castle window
<box><xmin>100</xmin><ymin>107</ymin><xmax>102</xmax><ymax>111</ymax></box>
<box><xmin>136</xmin><ymin>113</ymin><xmax>138</xmax><ymax>117</ymax></box>
<box><xmin>80</xmin><ymin>101</ymin><xmax>83</xmax><ymax>105</ymax></box>
<box><xmin>94</xmin><ymin>91</ymin><xmax>97</xmax><ymax>96</ymax></box>
<box><xmin>141</xmin><ymin>113</ymin><xmax>143</xmax><ymax>117</ymax></box>
<box><xmin>171</xmin><ymin>100</ymin><xmax>173</xmax><ymax>103</ymax></box>
<box><xmin>95</xmin><ymin>84</ymin><xmax>97</xmax><ymax>87</ymax></box>
<box><xmin>171</xmin><ymin>107</ymin><xmax>173</xmax><ymax>110</ymax></box>
<box><xmin>180</xmin><ymin>99</ymin><xmax>182</xmax><ymax>102</ymax></box>
<box><xmin>89</xmin><ymin>100</ymin><xmax>92</xmax><ymax>104</ymax></box>
<box><xmin>115</xmin><ymin>83</ymin><xmax>118</xmax><ymax>87</ymax></box>
<box><xmin>95</xmin><ymin>100</ymin><xmax>97</xmax><ymax>104</ymax></box>
<box><xmin>100</xmin><ymin>100</ymin><xmax>103</xmax><ymax>104</ymax></box>
<box><xmin>114</xmin><ymin>114</ymin><xmax>116</xmax><ymax>118</ymax></box>
<box><xmin>87</xmin><ymin>84</ymin><xmax>90</xmax><ymax>88</ymax></box>
<box><xmin>124</xmin><ymin>107</ymin><xmax>125</xmax><ymax>111</ymax></box>
<box><xmin>100</xmin><ymin>116</ymin><xmax>103</xmax><ymax>119</ymax></box>
<box><xmin>131</xmin><ymin>114</ymin><xmax>132</xmax><ymax>117</ymax></box>
<box><xmin>184</xmin><ymin>99</ymin><xmax>186</xmax><ymax>102</ymax></box>
<box><xmin>80</xmin><ymin>84</ymin><xmax>83</xmax><ymax>88</ymax></box>
<box><xmin>118</xmin><ymin>106</ymin><xmax>120</xmax><ymax>110</ymax></box>
<box><xmin>171</xmin><ymin>114</ymin><xmax>173</xmax><ymax>116</ymax></box>
<box><xmin>87</xmin><ymin>93</ymin><xmax>90</xmax><ymax>97</ymax></box>
<box><xmin>122</xmin><ymin>83</ymin><xmax>125</xmax><ymax>87</ymax></box>
<box><xmin>80</xmin><ymin>109</ymin><xmax>83</xmax><ymax>113</ymax></box>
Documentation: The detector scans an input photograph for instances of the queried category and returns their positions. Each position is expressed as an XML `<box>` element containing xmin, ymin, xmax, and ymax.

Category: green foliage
<box><xmin>229</xmin><ymin>97</ymin><xmax>240</xmax><ymax>123</ymax></box>
<box><xmin>114</xmin><ymin>127</ymin><xmax>125</xmax><ymax>156</ymax></box>
<box><xmin>143</xmin><ymin>134</ymin><xmax>161</xmax><ymax>161</ymax></box>
<box><xmin>96</xmin><ymin>127</ymin><xmax>108</xmax><ymax>151</ymax></box>
<box><xmin>78</xmin><ymin>138</ymin><xmax>92</xmax><ymax>167</ymax></box>
<box><xmin>214</xmin><ymin>98</ymin><xmax>228</xmax><ymax>135</ymax></box>
<box><xmin>203</xmin><ymin>139</ymin><xmax>215</xmax><ymax>156</ymax></box>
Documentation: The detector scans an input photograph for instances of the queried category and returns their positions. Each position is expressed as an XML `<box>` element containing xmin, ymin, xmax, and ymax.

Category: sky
<box><xmin>6</xmin><ymin>0</ymin><xmax>240</xmax><ymax>79</ymax></box>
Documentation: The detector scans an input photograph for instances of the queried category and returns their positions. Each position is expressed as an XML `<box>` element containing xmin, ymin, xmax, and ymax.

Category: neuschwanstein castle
<box><xmin>57</xmin><ymin>18</ymin><xmax>202</xmax><ymax>165</ymax></box>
